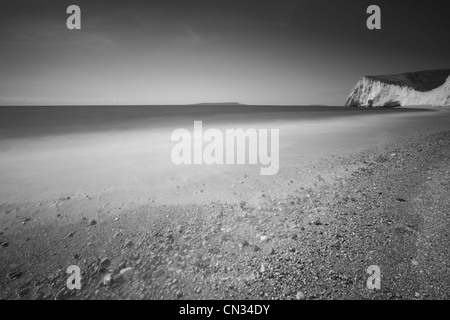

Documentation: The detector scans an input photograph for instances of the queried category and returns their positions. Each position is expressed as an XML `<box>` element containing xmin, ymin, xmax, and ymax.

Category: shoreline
<box><xmin>1</xmin><ymin>127</ymin><xmax>449</xmax><ymax>299</ymax></box>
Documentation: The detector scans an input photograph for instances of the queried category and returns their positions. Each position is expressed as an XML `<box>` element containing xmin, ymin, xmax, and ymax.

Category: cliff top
<box><xmin>366</xmin><ymin>69</ymin><xmax>450</xmax><ymax>92</ymax></box>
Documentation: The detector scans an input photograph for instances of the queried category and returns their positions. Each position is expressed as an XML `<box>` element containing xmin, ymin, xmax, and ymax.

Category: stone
<box><xmin>103</xmin><ymin>274</ymin><xmax>113</xmax><ymax>286</ymax></box>
<box><xmin>296</xmin><ymin>291</ymin><xmax>306</xmax><ymax>300</ymax></box>
<box><xmin>260</xmin><ymin>263</ymin><xmax>266</xmax><ymax>273</ymax></box>
<box><xmin>100</xmin><ymin>258</ymin><xmax>111</xmax><ymax>268</ymax></box>
<box><xmin>124</xmin><ymin>240</ymin><xmax>134</xmax><ymax>248</ymax></box>
<box><xmin>282</xmin><ymin>287</ymin><xmax>292</xmax><ymax>296</ymax></box>
<box><xmin>119</xmin><ymin>267</ymin><xmax>133</xmax><ymax>275</ymax></box>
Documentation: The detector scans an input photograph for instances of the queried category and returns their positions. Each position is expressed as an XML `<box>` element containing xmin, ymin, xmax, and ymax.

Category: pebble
<box><xmin>124</xmin><ymin>240</ymin><xmax>134</xmax><ymax>248</ymax></box>
<box><xmin>103</xmin><ymin>274</ymin><xmax>113</xmax><ymax>286</ymax></box>
<box><xmin>296</xmin><ymin>291</ymin><xmax>306</xmax><ymax>300</ymax></box>
<box><xmin>119</xmin><ymin>267</ymin><xmax>134</xmax><ymax>275</ymax></box>
<box><xmin>100</xmin><ymin>258</ymin><xmax>111</xmax><ymax>268</ymax></box>
<box><xmin>283</xmin><ymin>287</ymin><xmax>292</xmax><ymax>296</ymax></box>
<box><xmin>260</xmin><ymin>263</ymin><xmax>266</xmax><ymax>273</ymax></box>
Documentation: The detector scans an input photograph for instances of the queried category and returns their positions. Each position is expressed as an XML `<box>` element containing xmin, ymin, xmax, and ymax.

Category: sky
<box><xmin>0</xmin><ymin>0</ymin><xmax>449</xmax><ymax>105</ymax></box>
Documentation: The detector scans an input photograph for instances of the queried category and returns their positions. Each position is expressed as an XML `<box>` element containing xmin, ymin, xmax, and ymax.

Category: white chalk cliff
<box><xmin>345</xmin><ymin>69</ymin><xmax>450</xmax><ymax>107</ymax></box>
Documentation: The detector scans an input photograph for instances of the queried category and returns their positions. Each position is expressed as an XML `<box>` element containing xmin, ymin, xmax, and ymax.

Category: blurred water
<box><xmin>0</xmin><ymin>105</ymin><xmax>448</xmax><ymax>204</ymax></box>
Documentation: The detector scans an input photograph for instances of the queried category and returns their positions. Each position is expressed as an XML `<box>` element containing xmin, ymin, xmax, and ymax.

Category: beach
<box><xmin>0</xmin><ymin>105</ymin><xmax>449</xmax><ymax>299</ymax></box>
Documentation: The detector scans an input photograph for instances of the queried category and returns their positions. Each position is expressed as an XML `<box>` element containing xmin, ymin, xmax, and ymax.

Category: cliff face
<box><xmin>345</xmin><ymin>69</ymin><xmax>450</xmax><ymax>107</ymax></box>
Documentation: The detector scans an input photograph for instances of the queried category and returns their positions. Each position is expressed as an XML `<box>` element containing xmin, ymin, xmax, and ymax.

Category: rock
<box><xmin>100</xmin><ymin>258</ymin><xmax>111</xmax><ymax>268</ymax></box>
<box><xmin>282</xmin><ymin>287</ymin><xmax>292</xmax><ymax>296</ymax></box>
<box><xmin>396</xmin><ymin>198</ymin><xmax>406</xmax><ymax>202</ymax></box>
<box><xmin>253</xmin><ymin>245</ymin><xmax>261</xmax><ymax>252</ymax></box>
<box><xmin>260</xmin><ymin>263</ymin><xmax>266</xmax><ymax>273</ymax></box>
<box><xmin>103</xmin><ymin>274</ymin><xmax>113</xmax><ymax>286</ymax></box>
<box><xmin>119</xmin><ymin>267</ymin><xmax>133</xmax><ymax>275</ymax></box>
<box><xmin>269</xmin><ymin>248</ymin><xmax>275</xmax><ymax>255</ymax></box>
<box><xmin>296</xmin><ymin>291</ymin><xmax>306</xmax><ymax>300</ymax></box>
<box><xmin>90</xmin><ymin>219</ymin><xmax>97</xmax><ymax>226</ymax></box>
<box><xmin>176</xmin><ymin>291</ymin><xmax>183</xmax><ymax>299</ymax></box>
<box><xmin>260</xmin><ymin>235</ymin><xmax>268</xmax><ymax>242</ymax></box>
<box><xmin>1</xmin><ymin>242</ymin><xmax>8</xmax><ymax>247</ymax></box>
<box><xmin>124</xmin><ymin>240</ymin><xmax>134</xmax><ymax>248</ymax></box>
<box><xmin>345</xmin><ymin>69</ymin><xmax>450</xmax><ymax>107</ymax></box>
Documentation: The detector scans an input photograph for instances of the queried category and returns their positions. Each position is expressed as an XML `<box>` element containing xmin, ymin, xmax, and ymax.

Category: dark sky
<box><xmin>0</xmin><ymin>0</ymin><xmax>449</xmax><ymax>105</ymax></box>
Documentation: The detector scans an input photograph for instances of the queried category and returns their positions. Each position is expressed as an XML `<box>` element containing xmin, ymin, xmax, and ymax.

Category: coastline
<box><xmin>1</xmin><ymin>126</ymin><xmax>449</xmax><ymax>300</ymax></box>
